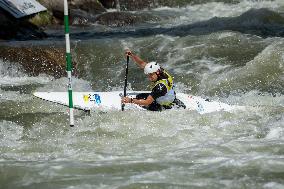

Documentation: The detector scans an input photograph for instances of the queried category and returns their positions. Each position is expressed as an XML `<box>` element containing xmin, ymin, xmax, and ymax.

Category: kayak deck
<box><xmin>33</xmin><ymin>91</ymin><xmax>241</xmax><ymax>114</ymax></box>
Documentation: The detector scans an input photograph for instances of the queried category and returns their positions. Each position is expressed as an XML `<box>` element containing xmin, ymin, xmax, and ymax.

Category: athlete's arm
<box><xmin>133</xmin><ymin>95</ymin><xmax>154</xmax><ymax>106</ymax></box>
<box><xmin>125</xmin><ymin>50</ymin><xmax>147</xmax><ymax>69</ymax></box>
<box><xmin>121</xmin><ymin>95</ymin><xmax>154</xmax><ymax>106</ymax></box>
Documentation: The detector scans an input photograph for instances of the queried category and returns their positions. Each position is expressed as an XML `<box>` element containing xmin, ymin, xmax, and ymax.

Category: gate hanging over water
<box><xmin>0</xmin><ymin>0</ymin><xmax>46</xmax><ymax>18</ymax></box>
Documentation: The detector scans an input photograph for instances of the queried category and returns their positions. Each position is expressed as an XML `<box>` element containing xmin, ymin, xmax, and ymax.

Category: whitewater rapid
<box><xmin>1</xmin><ymin>0</ymin><xmax>284</xmax><ymax>188</ymax></box>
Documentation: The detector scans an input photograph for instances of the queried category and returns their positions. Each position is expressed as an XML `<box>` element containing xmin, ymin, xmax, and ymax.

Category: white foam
<box><xmin>152</xmin><ymin>0</ymin><xmax>284</xmax><ymax>27</ymax></box>
<box><xmin>266</xmin><ymin>127</ymin><xmax>284</xmax><ymax>139</ymax></box>
<box><xmin>225</xmin><ymin>91</ymin><xmax>284</xmax><ymax>107</ymax></box>
<box><xmin>264</xmin><ymin>182</ymin><xmax>284</xmax><ymax>189</ymax></box>
<box><xmin>0</xmin><ymin>120</ymin><xmax>24</xmax><ymax>146</ymax></box>
<box><xmin>0</xmin><ymin>60</ymin><xmax>52</xmax><ymax>86</ymax></box>
<box><xmin>0</xmin><ymin>75</ymin><xmax>52</xmax><ymax>86</ymax></box>
<box><xmin>200</xmin><ymin>40</ymin><xmax>284</xmax><ymax>96</ymax></box>
<box><xmin>35</xmin><ymin>77</ymin><xmax>93</xmax><ymax>92</ymax></box>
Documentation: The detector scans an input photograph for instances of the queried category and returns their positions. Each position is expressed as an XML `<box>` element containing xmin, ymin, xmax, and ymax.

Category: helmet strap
<box><xmin>156</xmin><ymin>70</ymin><xmax>161</xmax><ymax>76</ymax></box>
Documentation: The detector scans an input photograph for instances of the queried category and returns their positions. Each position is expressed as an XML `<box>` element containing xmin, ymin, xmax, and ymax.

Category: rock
<box><xmin>0</xmin><ymin>46</ymin><xmax>77</xmax><ymax>78</ymax></box>
<box><xmin>95</xmin><ymin>11</ymin><xmax>160</xmax><ymax>26</ymax></box>
<box><xmin>117</xmin><ymin>0</ymin><xmax>156</xmax><ymax>11</ymax></box>
<box><xmin>98</xmin><ymin>0</ymin><xmax>188</xmax><ymax>11</ymax></box>
<box><xmin>0</xmin><ymin>9</ymin><xmax>47</xmax><ymax>40</ymax></box>
<box><xmin>71</xmin><ymin>0</ymin><xmax>106</xmax><ymax>14</ymax></box>
<box><xmin>39</xmin><ymin>0</ymin><xmax>106</xmax><ymax>25</ymax></box>
<box><xmin>98</xmin><ymin>0</ymin><xmax>239</xmax><ymax>10</ymax></box>
<box><xmin>98</xmin><ymin>0</ymin><xmax>117</xmax><ymax>9</ymax></box>
<box><xmin>116</xmin><ymin>0</ymin><xmax>240</xmax><ymax>10</ymax></box>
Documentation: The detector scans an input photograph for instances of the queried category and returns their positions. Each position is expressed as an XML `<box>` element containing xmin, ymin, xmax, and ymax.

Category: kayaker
<box><xmin>121</xmin><ymin>50</ymin><xmax>185</xmax><ymax>111</ymax></box>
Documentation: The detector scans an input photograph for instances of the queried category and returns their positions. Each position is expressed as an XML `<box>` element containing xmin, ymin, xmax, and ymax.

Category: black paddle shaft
<box><xmin>122</xmin><ymin>55</ymin><xmax>130</xmax><ymax>111</ymax></box>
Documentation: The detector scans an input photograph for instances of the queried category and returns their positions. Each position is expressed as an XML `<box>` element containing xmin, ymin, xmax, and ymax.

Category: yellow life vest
<box><xmin>153</xmin><ymin>70</ymin><xmax>175</xmax><ymax>106</ymax></box>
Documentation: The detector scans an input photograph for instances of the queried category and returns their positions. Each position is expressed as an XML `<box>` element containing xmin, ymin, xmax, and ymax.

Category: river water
<box><xmin>1</xmin><ymin>0</ymin><xmax>284</xmax><ymax>188</ymax></box>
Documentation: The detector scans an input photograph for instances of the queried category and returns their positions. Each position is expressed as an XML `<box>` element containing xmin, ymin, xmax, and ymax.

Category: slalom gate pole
<box><xmin>64</xmin><ymin>0</ymin><xmax>74</xmax><ymax>127</ymax></box>
<box><xmin>122</xmin><ymin>55</ymin><xmax>130</xmax><ymax>111</ymax></box>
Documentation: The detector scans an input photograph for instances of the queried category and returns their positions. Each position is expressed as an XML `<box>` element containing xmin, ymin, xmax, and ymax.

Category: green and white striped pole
<box><xmin>64</xmin><ymin>0</ymin><xmax>74</xmax><ymax>127</ymax></box>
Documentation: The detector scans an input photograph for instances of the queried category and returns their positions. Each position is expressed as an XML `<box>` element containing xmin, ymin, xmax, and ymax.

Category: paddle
<box><xmin>122</xmin><ymin>54</ymin><xmax>130</xmax><ymax>111</ymax></box>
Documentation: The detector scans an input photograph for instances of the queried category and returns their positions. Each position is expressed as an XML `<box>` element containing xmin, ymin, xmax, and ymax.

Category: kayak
<box><xmin>33</xmin><ymin>91</ymin><xmax>243</xmax><ymax>114</ymax></box>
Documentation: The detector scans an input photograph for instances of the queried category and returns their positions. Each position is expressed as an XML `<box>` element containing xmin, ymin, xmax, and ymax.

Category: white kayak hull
<box><xmin>33</xmin><ymin>91</ymin><xmax>241</xmax><ymax>114</ymax></box>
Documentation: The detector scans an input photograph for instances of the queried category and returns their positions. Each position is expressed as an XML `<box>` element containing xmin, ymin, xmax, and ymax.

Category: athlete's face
<box><xmin>147</xmin><ymin>72</ymin><xmax>158</xmax><ymax>82</ymax></box>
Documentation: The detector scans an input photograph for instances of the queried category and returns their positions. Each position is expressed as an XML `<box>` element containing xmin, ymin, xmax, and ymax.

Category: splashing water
<box><xmin>0</xmin><ymin>0</ymin><xmax>284</xmax><ymax>188</ymax></box>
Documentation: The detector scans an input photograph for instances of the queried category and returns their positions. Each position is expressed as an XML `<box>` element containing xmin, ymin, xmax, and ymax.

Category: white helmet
<box><xmin>144</xmin><ymin>62</ymin><xmax>161</xmax><ymax>74</ymax></box>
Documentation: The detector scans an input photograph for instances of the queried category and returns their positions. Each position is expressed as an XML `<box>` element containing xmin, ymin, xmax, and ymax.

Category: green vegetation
<box><xmin>29</xmin><ymin>11</ymin><xmax>53</xmax><ymax>27</ymax></box>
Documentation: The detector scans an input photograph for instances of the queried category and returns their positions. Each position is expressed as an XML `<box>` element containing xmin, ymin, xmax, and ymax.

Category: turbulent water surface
<box><xmin>1</xmin><ymin>0</ymin><xmax>284</xmax><ymax>188</ymax></box>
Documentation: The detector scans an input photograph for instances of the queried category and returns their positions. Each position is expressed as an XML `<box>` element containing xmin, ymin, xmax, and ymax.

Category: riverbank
<box><xmin>0</xmin><ymin>0</ymin><xmax>179</xmax><ymax>40</ymax></box>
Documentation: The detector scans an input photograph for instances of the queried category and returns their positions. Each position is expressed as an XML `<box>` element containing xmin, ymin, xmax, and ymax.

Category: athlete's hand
<box><xmin>125</xmin><ymin>50</ymin><xmax>132</xmax><ymax>57</ymax></box>
<box><xmin>121</xmin><ymin>96</ymin><xmax>131</xmax><ymax>103</ymax></box>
